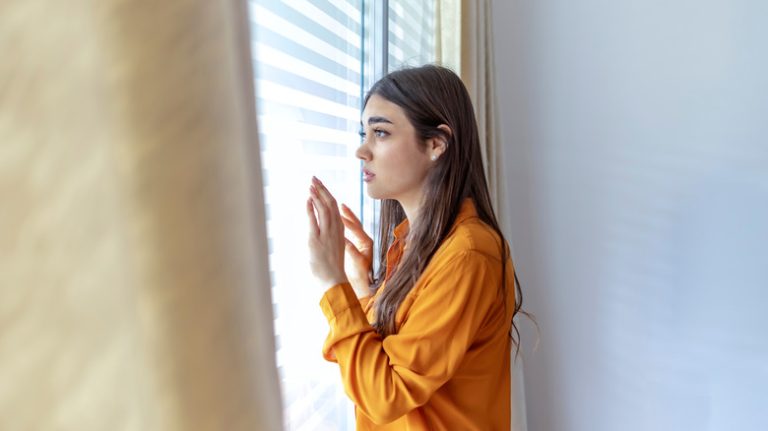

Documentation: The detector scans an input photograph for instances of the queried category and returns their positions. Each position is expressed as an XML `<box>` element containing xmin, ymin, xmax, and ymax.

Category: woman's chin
<box><xmin>364</xmin><ymin>186</ymin><xmax>386</xmax><ymax>200</ymax></box>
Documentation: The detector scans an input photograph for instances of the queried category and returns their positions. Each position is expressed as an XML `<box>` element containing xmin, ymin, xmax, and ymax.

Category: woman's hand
<box><xmin>340</xmin><ymin>203</ymin><xmax>374</xmax><ymax>297</ymax></box>
<box><xmin>306</xmin><ymin>177</ymin><xmax>348</xmax><ymax>289</ymax></box>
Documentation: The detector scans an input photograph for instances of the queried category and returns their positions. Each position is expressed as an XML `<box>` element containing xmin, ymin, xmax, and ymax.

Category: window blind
<box><xmin>249</xmin><ymin>1</ymin><xmax>363</xmax><ymax>429</ymax></box>
<box><xmin>388</xmin><ymin>0</ymin><xmax>435</xmax><ymax>70</ymax></box>
<box><xmin>248</xmin><ymin>1</ymin><xmax>436</xmax><ymax>428</ymax></box>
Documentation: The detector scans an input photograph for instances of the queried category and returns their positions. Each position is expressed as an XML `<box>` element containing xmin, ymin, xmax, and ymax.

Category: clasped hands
<box><xmin>307</xmin><ymin>176</ymin><xmax>373</xmax><ymax>297</ymax></box>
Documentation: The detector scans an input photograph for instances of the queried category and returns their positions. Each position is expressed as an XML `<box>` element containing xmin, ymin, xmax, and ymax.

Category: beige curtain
<box><xmin>436</xmin><ymin>1</ymin><xmax>528</xmax><ymax>430</ymax></box>
<box><xmin>0</xmin><ymin>1</ymin><xmax>282</xmax><ymax>430</ymax></box>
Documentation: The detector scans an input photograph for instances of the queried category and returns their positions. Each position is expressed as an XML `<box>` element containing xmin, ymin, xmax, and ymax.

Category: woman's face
<box><xmin>356</xmin><ymin>94</ymin><xmax>433</xmax><ymax>205</ymax></box>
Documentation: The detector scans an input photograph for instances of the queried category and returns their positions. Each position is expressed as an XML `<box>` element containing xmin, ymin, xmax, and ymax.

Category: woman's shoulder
<box><xmin>415</xmin><ymin>219</ymin><xmax>506</xmax><ymax>294</ymax></box>
<box><xmin>435</xmin><ymin>217</ymin><xmax>504</xmax><ymax>264</ymax></box>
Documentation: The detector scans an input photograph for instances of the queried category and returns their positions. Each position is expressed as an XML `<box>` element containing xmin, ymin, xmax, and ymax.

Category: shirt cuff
<box><xmin>319</xmin><ymin>282</ymin><xmax>373</xmax><ymax>362</ymax></box>
<box><xmin>359</xmin><ymin>294</ymin><xmax>373</xmax><ymax>312</ymax></box>
<box><xmin>319</xmin><ymin>282</ymin><xmax>360</xmax><ymax>319</ymax></box>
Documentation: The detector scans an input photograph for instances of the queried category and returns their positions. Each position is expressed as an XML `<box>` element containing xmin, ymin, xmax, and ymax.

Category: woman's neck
<box><xmin>397</xmin><ymin>198</ymin><xmax>421</xmax><ymax>227</ymax></box>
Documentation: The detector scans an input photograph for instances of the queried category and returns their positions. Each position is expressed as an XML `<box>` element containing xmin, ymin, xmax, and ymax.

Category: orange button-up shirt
<box><xmin>320</xmin><ymin>199</ymin><xmax>515</xmax><ymax>430</ymax></box>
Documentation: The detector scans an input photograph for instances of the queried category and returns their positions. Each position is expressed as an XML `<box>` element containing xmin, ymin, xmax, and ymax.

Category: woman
<box><xmin>306</xmin><ymin>65</ymin><xmax>522</xmax><ymax>430</ymax></box>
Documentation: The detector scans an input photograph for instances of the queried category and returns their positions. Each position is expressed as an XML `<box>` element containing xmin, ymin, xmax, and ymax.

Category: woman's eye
<box><xmin>359</xmin><ymin>129</ymin><xmax>389</xmax><ymax>140</ymax></box>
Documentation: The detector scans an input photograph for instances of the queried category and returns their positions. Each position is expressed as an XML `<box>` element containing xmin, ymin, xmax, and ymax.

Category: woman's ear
<box><xmin>429</xmin><ymin>124</ymin><xmax>452</xmax><ymax>160</ymax></box>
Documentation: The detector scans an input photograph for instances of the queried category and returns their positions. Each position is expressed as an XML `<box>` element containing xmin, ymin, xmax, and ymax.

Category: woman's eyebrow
<box><xmin>361</xmin><ymin>116</ymin><xmax>393</xmax><ymax>126</ymax></box>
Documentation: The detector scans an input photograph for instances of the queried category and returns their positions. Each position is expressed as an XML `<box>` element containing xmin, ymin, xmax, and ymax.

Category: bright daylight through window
<box><xmin>248</xmin><ymin>1</ymin><xmax>433</xmax><ymax>429</ymax></box>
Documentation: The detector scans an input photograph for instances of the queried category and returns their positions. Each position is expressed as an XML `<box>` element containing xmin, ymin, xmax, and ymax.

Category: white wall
<box><xmin>492</xmin><ymin>1</ymin><xmax>768</xmax><ymax>430</ymax></box>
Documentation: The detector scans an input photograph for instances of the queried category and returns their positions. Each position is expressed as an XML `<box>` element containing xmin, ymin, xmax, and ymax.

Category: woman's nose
<box><xmin>355</xmin><ymin>143</ymin><xmax>371</xmax><ymax>161</ymax></box>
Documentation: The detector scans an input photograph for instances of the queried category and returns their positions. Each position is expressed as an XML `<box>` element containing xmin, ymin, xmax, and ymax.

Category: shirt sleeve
<box><xmin>358</xmin><ymin>294</ymin><xmax>373</xmax><ymax>312</ymax></box>
<box><xmin>318</xmin><ymin>250</ymin><xmax>502</xmax><ymax>425</ymax></box>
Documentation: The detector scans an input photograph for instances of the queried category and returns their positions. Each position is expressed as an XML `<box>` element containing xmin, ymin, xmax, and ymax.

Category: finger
<box><xmin>339</xmin><ymin>205</ymin><xmax>367</xmax><ymax>236</ymax></box>
<box><xmin>340</xmin><ymin>214</ymin><xmax>362</xmax><ymax>232</ymax></box>
<box><xmin>306</xmin><ymin>197</ymin><xmax>319</xmax><ymax>236</ymax></box>
<box><xmin>312</xmin><ymin>177</ymin><xmax>343</xmax><ymax>232</ymax></box>
<box><xmin>309</xmin><ymin>185</ymin><xmax>329</xmax><ymax>232</ymax></box>
<box><xmin>341</xmin><ymin>218</ymin><xmax>373</xmax><ymax>247</ymax></box>
<box><xmin>344</xmin><ymin>238</ymin><xmax>364</xmax><ymax>262</ymax></box>
<box><xmin>312</xmin><ymin>177</ymin><xmax>339</xmax><ymax>215</ymax></box>
<box><xmin>341</xmin><ymin>203</ymin><xmax>362</xmax><ymax>226</ymax></box>
<box><xmin>341</xmin><ymin>216</ymin><xmax>372</xmax><ymax>246</ymax></box>
<box><xmin>340</xmin><ymin>209</ymin><xmax>372</xmax><ymax>242</ymax></box>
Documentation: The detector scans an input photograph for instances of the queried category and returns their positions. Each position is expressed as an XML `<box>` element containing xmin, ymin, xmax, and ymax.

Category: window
<box><xmin>248</xmin><ymin>1</ymin><xmax>434</xmax><ymax>429</ymax></box>
<box><xmin>388</xmin><ymin>0</ymin><xmax>436</xmax><ymax>71</ymax></box>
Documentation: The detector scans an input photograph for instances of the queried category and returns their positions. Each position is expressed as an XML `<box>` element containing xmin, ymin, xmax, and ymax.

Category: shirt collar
<box><xmin>393</xmin><ymin>217</ymin><xmax>410</xmax><ymax>240</ymax></box>
<box><xmin>454</xmin><ymin>198</ymin><xmax>479</xmax><ymax>225</ymax></box>
<box><xmin>391</xmin><ymin>198</ymin><xmax>478</xmax><ymax>240</ymax></box>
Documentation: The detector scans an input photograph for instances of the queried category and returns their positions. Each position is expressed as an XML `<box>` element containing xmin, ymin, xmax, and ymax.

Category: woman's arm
<box><xmin>306</xmin><ymin>177</ymin><xmax>502</xmax><ymax>424</ymax></box>
<box><xmin>320</xmin><ymin>250</ymin><xmax>501</xmax><ymax>425</ymax></box>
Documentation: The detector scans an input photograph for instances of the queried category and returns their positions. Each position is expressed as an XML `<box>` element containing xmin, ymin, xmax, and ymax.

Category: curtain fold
<box><xmin>0</xmin><ymin>1</ymin><xmax>282</xmax><ymax>429</ymax></box>
<box><xmin>435</xmin><ymin>1</ymin><xmax>528</xmax><ymax>430</ymax></box>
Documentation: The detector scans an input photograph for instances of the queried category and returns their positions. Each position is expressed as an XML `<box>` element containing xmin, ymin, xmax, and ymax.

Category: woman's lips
<box><xmin>362</xmin><ymin>169</ymin><xmax>375</xmax><ymax>182</ymax></box>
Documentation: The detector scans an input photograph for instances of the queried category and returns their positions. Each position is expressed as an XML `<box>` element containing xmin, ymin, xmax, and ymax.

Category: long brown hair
<box><xmin>367</xmin><ymin>65</ymin><xmax>523</xmax><ymax>349</ymax></box>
